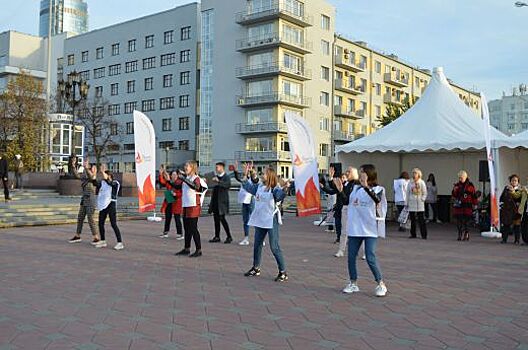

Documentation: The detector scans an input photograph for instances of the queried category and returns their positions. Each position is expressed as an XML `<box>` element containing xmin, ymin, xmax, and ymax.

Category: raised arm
<box><xmin>242</xmin><ymin>181</ymin><xmax>259</xmax><ymax>196</ymax></box>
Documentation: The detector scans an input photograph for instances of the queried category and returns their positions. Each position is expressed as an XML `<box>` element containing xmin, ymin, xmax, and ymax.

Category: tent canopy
<box><xmin>336</xmin><ymin>67</ymin><xmax>512</xmax><ymax>154</ymax></box>
<box><xmin>509</xmin><ymin>130</ymin><xmax>528</xmax><ymax>148</ymax></box>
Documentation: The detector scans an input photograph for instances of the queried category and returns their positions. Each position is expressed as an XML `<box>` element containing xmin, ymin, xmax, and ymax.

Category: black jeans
<box><xmin>334</xmin><ymin>208</ymin><xmax>342</xmax><ymax>241</ymax></box>
<box><xmin>183</xmin><ymin>217</ymin><xmax>201</xmax><ymax>251</ymax></box>
<box><xmin>425</xmin><ymin>202</ymin><xmax>438</xmax><ymax>221</ymax></box>
<box><xmin>1</xmin><ymin>177</ymin><xmax>9</xmax><ymax>200</ymax></box>
<box><xmin>409</xmin><ymin>211</ymin><xmax>427</xmax><ymax>239</ymax></box>
<box><xmin>456</xmin><ymin>215</ymin><xmax>471</xmax><ymax>239</ymax></box>
<box><xmin>164</xmin><ymin>203</ymin><xmax>183</xmax><ymax>235</ymax></box>
<box><xmin>213</xmin><ymin>213</ymin><xmax>232</xmax><ymax>239</ymax></box>
<box><xmin>502</xmin><ymin>224</ymin><xmax>520</xmax><ymax>243</ymax></box>
<box><xmin>99</xmin><ymin>202</ymin><xmax>122</xmax><ymax>242</ymax></box>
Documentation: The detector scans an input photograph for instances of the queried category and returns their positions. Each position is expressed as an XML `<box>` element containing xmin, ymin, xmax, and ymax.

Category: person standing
<box><xmin>234</xmin><ymin>164</ymin><xmax>258</xmax><ymax>246</ymax></box>
<box><xmin>159</xmin><ymin>165</ymin><xmax>184</xmax><ymax>240</ymax></box>
<box><xmin>425</xmin><ymin>173</ymin><xmax>440</xmax><ymax>223</ymax></box>
<box><xmin>94</xmin><ymin>165</ymin><xmax>124</xmax><ymax>250</ymax></box>
<box><xmin>209</xmin><ymin>162</ymin><xmax>233</xmax><ymax>244</ymax></box>
<box><xmin>334</xmin><ymin>167</ymin><xmax>360</xmax><ymax>258</ymax></box>
<box><xmin>14</xmin><ymin>155</ymin><xmax>24</xmax><ymax>190</ymax></box>
<box><xmin>242</xmin><ymin>164</ymin><xmax>289</xmax><ymax>282</ymax></box>
<box><xmin>451</xmin><ymin>170</ymin><xmax>478</xmax><ymax>241</ymax></box>
<box><xmin>407</xmin><ymin>168</ymin><xmax>428</xmax><ymax>239</ymax></box>
<box><xmin>0</xmin><ymin>154</ymin><xmax>10</xmax><ymax>202</ymax></box>
<box><xmin>335</xmin><ymin>164</ymin><xmax>388</xmax><ymax>297</ymax></box>
<box><xmin>69</xmin><ymin>158</ymin><xmax>100</xmax><ymax>244</ymax></box>
<box><xmin>500</xmin><ymin>174</ymin><xmax>522</xmax><ymax>245</ymax></box>
<box><xmin>175</xmin><ymin>161</ymin><xmax>207</xmax><ymax>257</ymax></box>
<box><xmin>394</xmin><ymin>172</ymin><xmax>410</xmax><ymax>232</ymax></box>
<box><xmin>320</xmin><ymin>166</ymin><xmax>344</xmax><ymax>244</ymax></box>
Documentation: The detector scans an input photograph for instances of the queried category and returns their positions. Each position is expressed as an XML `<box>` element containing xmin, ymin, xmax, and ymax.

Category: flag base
<box><xmin>481</xmin><ymin>231</ymin><xmax>502</xmax><ymax>239</ymax></box>
<box><xmin>147</xmin><ymin>212</ymin><xmax>162</xmax><ymax>222</ymax></box>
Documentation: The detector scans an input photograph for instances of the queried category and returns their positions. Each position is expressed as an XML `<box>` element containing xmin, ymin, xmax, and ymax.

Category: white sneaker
<box><xmin>95</xmin><ymin>240</ymin><xmax>107</xmax><ymax>248</ymax></box>
<box><xmin>375</xmin><ymin>282</ymin><xmax>388</xmax><ymax>297</ymax></box>
<box><xmin>342</xmin><ymin>282</ymin><xmax>360</xmax><ymax>294</ymax></box>
<box><xmin>176</xmin><ymin>234</ymin><xmax>184</xmax><ymax>241</ymax></box>
<box><xmin>334</xmin><ymin>250</ymin><xmax>344</xmax><ymax>258</ymax></box>
<box><xmin>263</xmin><ymin>241</ymin><xmax>266</xmax><ymax>246</ymax></box>
<box><xmin>436</xmin><ymin>219</ymin><xmax>442</xmax><ymax>224</ymax></box>
<box><xmin>239</xmin><ymin>237</ymin><xmax>250</xmax><ymax>246</ymax></box>
<box><xmin>361</xmin><ymin>255</ymin><xmax>366</xmax><ymax>260</ymax></box>
<box><xmin>159</xmin><ymin>233</ymin><xmax>169</xmax><ymax>238</ymax></box>
<box><xmin>114</xmin><ymin>242</ymin><xmax>124</xmax><ymax>250</ymax></box>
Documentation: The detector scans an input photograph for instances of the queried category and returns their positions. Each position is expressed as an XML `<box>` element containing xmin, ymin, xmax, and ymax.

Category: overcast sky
<box><xmin>1</xmin><ymin>0</ymin><xmax>526</xmax><ymax>100</ymax></box>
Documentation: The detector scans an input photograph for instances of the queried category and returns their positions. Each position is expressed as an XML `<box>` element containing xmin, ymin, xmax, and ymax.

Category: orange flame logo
<box><xmin>296</xmin><ymin>177</ymin><xmax>321</xmax><ymax>217</ymax></box>
<box><xmin>138</xmin><ymin>175</ymin><xmax>156</xmax><ymax>213</ymax></box>
<box><xmin>135</xmin><ymin>152</ymin><xmax>144</xmax><ymax>165</ymax></box>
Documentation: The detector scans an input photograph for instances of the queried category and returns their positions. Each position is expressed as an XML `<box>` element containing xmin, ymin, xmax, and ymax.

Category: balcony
<box><xmin>383</xmin><ymin>93</ymin><xmax>406</xmax><ymax>106</ymax></box>
<box><xmin>333</xmin><ymin>130</ymin><xmax>356</xmax><ymax>143</ymax></box>
<box><xmin>236</xmin><ymin>122</ymin><xmax>288</xmax><ymax>134</ymax></box>
<box><xmin>334</xmin><ymin>79</ymin><xmax>365</xmax><ymax>95</ymax></box>
<box><xmin>335</xmin><ymin>55</ymin><xmax>366</xmax><ymax>72</ymax></box>
<box><xmin>236</xmin><ymin>61</ymin><xmax>312</xmax><ymax>81</ymax></box>
<box><xmin>235</xmin><ymin>150</ymin><xmax>291</xmax><ymax>162</ymax></box>
<box><xmin>235</xmin><ymin>1</ymin><xmax>313</xmax><ymax>27</ymax></box>
<box><xmin>334</xmin><ymin>105</ymin><xmax>364</xmax><ymax>119</ymax></box>
<box><xmin>384</xmin><ymin>72</ymin><xmax>409</xmax><ymax>87</ymax></box>
<box><xmin>237</xmin><ymin>91</ymin><xmax>311</xmax><ymax>108</ymax></box>
<box><xmin>236</xmin><ymin>32</ymin><xmax>312</xmax><ymax>54</ymax></box>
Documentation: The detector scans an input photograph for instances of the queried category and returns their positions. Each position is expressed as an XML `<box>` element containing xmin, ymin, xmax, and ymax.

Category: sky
<box><xmin>1</xmin><ymin>0</ymin><xmax>527</xmax><ymax>100</ymax></box>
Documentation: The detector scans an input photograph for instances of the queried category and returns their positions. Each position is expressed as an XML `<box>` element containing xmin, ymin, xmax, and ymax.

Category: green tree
<box><xmin>377</xmin><ymin>96</ymin><xmax>416</xmax><ymax>127</ymax></box>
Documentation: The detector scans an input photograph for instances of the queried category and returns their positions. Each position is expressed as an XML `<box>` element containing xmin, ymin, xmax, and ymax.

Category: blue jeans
<box><xmin>253</xmin><ymin>215</ymin><xmax>286</xmax><ymax>272</ymax></box>
<box><xmin>347</xmin><ymin>237</ymin><xmax>383</xmax><ymax>283</ymax></box>
<box><xmin>242</xmin><ymin>202</ymin><xmax>254</xmax><ymax>237</ymax></box>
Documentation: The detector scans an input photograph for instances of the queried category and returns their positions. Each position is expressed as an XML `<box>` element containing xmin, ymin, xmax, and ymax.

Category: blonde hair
<box><xmin>348</xmin><ymin>167</ymin><xmax>359</xmax><ymax>180</ymax></box>
<box><xmin>412</xmin><ymin>168</ymin><xmax>422</xmax><ymax>180</ymax></box>
<box><xmin>458</xmin><ymin>170</ymin><xmax>468</xmax><ymax>178</ymax></box>
<box><xmin>185</xmin><ymin>160</ymin><xmax>198</xmax><ymax>176</ymax></box>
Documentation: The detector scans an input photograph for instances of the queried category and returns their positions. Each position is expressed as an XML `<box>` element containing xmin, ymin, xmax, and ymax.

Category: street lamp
<box><xmin>515</xmin><ymin>1</ymin><xmax>528</xmax><ymax>7</ymax></box>
<box><xmin>165</xmin><ymin>146</ymin><xmax>171</xmax><ymax>168</ymax></box>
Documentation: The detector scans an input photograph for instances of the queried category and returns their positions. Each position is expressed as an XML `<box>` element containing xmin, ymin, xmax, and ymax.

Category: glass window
<box><xmin>164</xmin><ymin>30</ymin><xmax>174</xmax><ymax>44</ymax></box>
<box><xmin>179</xmin><ymin>140</ymin><xmax>189</xmax><ymax>150</ymax></box>
<box><xmin>180</xmin><ymin>50</ymin><xmax>191</xmax><ymax>63</ymax></box>
<box><xmin>108</xmin><ymin>104</ymin><xmax>120</xmax><ymax>116</ymax></box>
<box><xmin>321</xmin><ymin>40</ymin><xmax>330</xmax><ymax>55</ymax></box>
<box><xmin>67</xmin><ymin>54</ymin><xmax>75</xmax><ymax>66</ymax></box>
<box><xmin>145</xmin><ymin>35</ymin><xmax>155</xmax><ymax>48</ymax></box>
<box><xmin>319</xmin><ymin>118</ymin><xmax>329</xmax><ymax>131</ymax></box>
<box><xmin>96</xmin><ymin>47</ymin><xmax>104</xmax><ymax>59</ymax></box>
<box><xmin>95</xmin><ymin>86</ymin><xmax>103</xmax><ymax>98</ymax></box>
<box><xmin>111</xmin><ymin>43</ymin><xmax>120</xmax><ymax>56</ymax></box>
<box><xmin>108</xmin><ymin>64</ymin><xmax>121</xmax><ymax>76</ymax></box>
<box><xmin>321</xmin><ymin>14</ymin><xmax>330</xmax><ymax>30</ymax></box>
<box><xmin>79</xmin><ymin>70</ymin><xmax>90</xmax><ymax>80</ymax></box>
<box><xmin>81</xmin><ymin>51</ymin><xmax>88</xmax><ymax>62</ymax></box>
<box><xmin>247</xmin><ymin>109</ymin><xmax>272</xmax><ymax>124</ymax></box>
<box><xmin>282</xmin><ymin>24</ymin><xmax>303</xmax><ymax>45</ymax></box>
<box><xmin>282</xmin><ymin>80</ymin><xmax>301</xmax><ymax>96</ymax></box>
<box><xmin>179</xmin><ymin>95</ymin><xmax>190</xmax><ymax>108</ymax></box>
<box><xmin>125</xmin><ymin>60</ymin><xmax>138</xmax><ymax>73</ymax></box>
<box><xmin>127</xmin><ymin>80</ymin><xmax>135</xmax><ymax>93</ymax></box>
<box><xmin>246</xmin><ymin>137</ymin><xmax>276</xmax><ymax>151</ymax></box>
<box><xmin>143</xmin><ymin>57</ymin><xmax>156</xmax><ymax>70</ymax></box>
<box><xmin>247</xmin><ymin>79</ymin><xmax>273</xmax><ymax>95</ymax></box>
<box><xmin>94</xmin><ymin>67</ymin><xmax>105</xmax><ymax>79</ymax></box>
<box><xmin>110</xmin><ymin>83</ymin><xmax>119</xmax><ymax>96</ymax></box>
<box><xmin>180</xmin><ymin>71</ymin><xmax>190</xmax><ymax>85</ymax></box>
<box><xmin>128</xmin><ymin>39</ymin><xmax>136</xmax><ymax>52</ymax></box>
<box><xmin>320</xmin><ymin>91</ymin><xmax>329</xmax><ymax>106</ymax></box>
<box><xmin>163</xmin><ymin>74</ymin><xmax>173</xmax><ymax>88</ymax></box>
<box><xmin>161</xmin><ymin>53</ymin><xmax>176</xmax><ymax>66</ymax></box>
<box><xmin>124</xmin><ymin>101</ymin><xmax>137</xmax><ymax>114</ymax></box>
<box><xmin>141</xmin><ymin>99</ymin><xmax>156</xmax><ymax>112</ymax></box>
<box><xmin>162</xmin><ymin>118</ymin><xmax>172</xmax><ymax>131</ymax></box>
<box><xmin>179</xmin><ymin>117</ymin><xmax>190</xmax><ymax>130</ymax></box>
<box><xmin>126</xmin><ymin>122</ymin><xmax>134</xmax><ymax>134</ymax></box>
<box><xmin>319</xmin><ymin>144</ymin><xmax>329</xmax><ymax>156</ymax></box>
<box><xmin>248</xmin><ymin>51</ymin><xmax>274</xmax><ymax>67</ymax></box>
<box><xmin>160</xmin><ymin>97</ymin><xmax>175</xmax><ymax>110</ymax></box>
<box><xmin>283</xmin><ymin>53</ymin><xmax>301</xmax><ymax>71</ymax></box>
<box><xmin>248</xmin><ymin>23</ymin><xmax>273</xmax><ymax>38</ymax></box>
<box><xmin>375</xmin><ymin>61</ymin><xmax>381</xmax><ymax>73</ymax></box>
<box><xmin>321</xmin><ymin>66</ymin><xmax>330</xmax><ymax>81</ymax></box>
<box><xmin>144</xmin><ymin>77</ymin><xmax>153</xmax><ymax>91</ymax></box>
<box><xmin>181</xmin><ymin>26</ymin><xmax>191</xmax><ymax>40</ymax></box>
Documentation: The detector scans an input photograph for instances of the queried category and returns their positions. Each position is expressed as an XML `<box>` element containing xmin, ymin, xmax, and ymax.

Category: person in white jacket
<box><xmin>406</xmin><ymin>168</ymin><xmax>428</xmax><ymax>239</ymax></box>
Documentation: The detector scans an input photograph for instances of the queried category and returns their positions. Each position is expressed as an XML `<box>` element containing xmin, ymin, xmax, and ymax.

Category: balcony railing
<box><xmin>384</xmin><ymin>72</ymin><xmax>409</xmax><ymax>87</ymax></box>
<box><xmin>383</xmin><ymin>93</ymin><xmax>406</xmax><ymax>105</ymax></box>
<box><xmin>236</xmin><ymin>122</ymin><xmax>288</xmax><ymax>134</ymax></box>
<box><xmin>235</xmin><ymin>150</ymin><xmax>291</xmax><ymax>162</ymax></box>
<box><xmin>235</xmin><ymin>1</ymin><xmax>313</xmax><ymax>27</ymax></box>
<box><xmin>334</xmin><ymin>105</ymin><xmax>365</xmax><ymax>119</ymax></box>
<box><xmin>335</xmin><ymin>55</ymin><xmax>366</xmax><ymax>72</ymax></box>
<box><xmin>237</xmin><ymin>91</ymin><xmax>311</xmax><ymax>108</ymax></box>
<box><xmin>236</xmin><ymin>31</ymin><xmax>312</xmax><ymax>54</ymax></box>
<box><xmin>334</xmin><ymin>79</ymin><xmax>365</xmax><ymax>95</ymax></box>
<box><xmin>333</xmin><ymin>130</ymin><xmax>356</xmax><ymax>142</ymax></box>
<box><xmin>235</xmin><ymin>61</ymin><xmax>312</xmax><ymax>81</ymax></box>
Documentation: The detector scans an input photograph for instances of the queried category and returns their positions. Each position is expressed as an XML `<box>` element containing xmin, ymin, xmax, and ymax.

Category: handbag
<box><xmin>398</xmin><ymin>207</ymin><xmax>409</xmax><ymax>224</ymax></box>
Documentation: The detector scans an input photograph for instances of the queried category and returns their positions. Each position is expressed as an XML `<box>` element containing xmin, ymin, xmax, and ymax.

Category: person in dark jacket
<box><xmin>209</xmin><ymin>162</ymin><xmax>233</xmax><ymax>244</ymax></box>
<box><xmin>500</xmin><ymin>174</ymin><xmax>522</xmax><ymax>244</ymax></box>
<box><xmin>0</xmin><ymin>154</ymin><xmax>10</xmax><ymax>201</ymax></box>
<box><xmin>451</xmin><ymin>170</ymin><xmax>478</xmax><ymax>241</ymax></box>
<box><xmin>159</xmin><ymin>165</ymin><xmax>184</xmax><ymax>240</ymax></box>
<box><xmin>320</xmin><ymin>166</ymin><xmax>345</xmax><ymax>244</ymax></box>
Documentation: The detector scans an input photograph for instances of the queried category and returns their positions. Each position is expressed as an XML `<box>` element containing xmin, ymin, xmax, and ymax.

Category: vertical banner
<box><xmin>133</xmin><ymin>110</ymin><xmax>156</xmax><ymax>213</ymax></box>
<box><xmin>481</xmin><ymin>94</ymin><xmax>499</xmax><ymax>230</ymax></box>
<box><xmin>285</xmin><ymin>111</ymin><xmax>321</xmax><ymax>217</ymax></box>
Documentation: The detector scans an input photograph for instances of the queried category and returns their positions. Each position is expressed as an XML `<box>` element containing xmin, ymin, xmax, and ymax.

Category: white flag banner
<box><xmin>133</xmin><ymin>110</ymin><xmax>156</xmax><ymax>213</ymax></box>
<box><xmin>285</xmin><ymin>111</ymin><xmax>321</xmax><ymax>217</ymax></box>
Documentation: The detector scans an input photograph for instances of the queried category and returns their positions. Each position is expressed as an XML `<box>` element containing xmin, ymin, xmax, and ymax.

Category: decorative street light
<box><xmin>515</xmin><ymin>1</ymin><xmax>528</xmax><ymax>7</ymax></box>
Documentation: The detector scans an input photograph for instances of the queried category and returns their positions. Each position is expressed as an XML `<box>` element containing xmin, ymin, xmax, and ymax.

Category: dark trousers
<box><xmin>99</xmin><ymin>202</ymin><xmax>122</xmax><ymax>243</ymax></box>
<box><xmin>1</xmin><ymin>177</ymin><xmax>9</xmax><ymax>200</ymax></box>
<box><xmin>183</xmin><ymin>217</ymin><xmax>201</xmax><ymax>251</ymax></box>
<box><xmin>425</xmin><ymin>202</ymin><xmax>438</xmax><ymax>221</ymax></box>
<box><xmin>334</xmin><ymin>208</ymin><xmax>342</xmax><ymax>241</ymax></box>
<box><xmin>164</xmin><ymin>203</ymin><xmax>183</xmax><ymax>235</ymax></box>
<box><xmin>409</xmin><ymin>211</ymin><xmax>427</xmax><ymax>239</ymax></box>
<box><xmin>456</xmin><ymin>215</ymin><xmax>471</xmax><ymax>239</ymax></box>
<box><xmin>213</xmin><ymin>213</ymin><xmax>232</xmax><ymax>239</ymax></box>
<box><xmin>501</xmin><ymin>224</ymin><xmax>520</xmax><ymax>243</ymax></box>
<box><xmin>15</xmin><ymin>173</ymin><xmax>22</xmax><ymax>189</ymax></box>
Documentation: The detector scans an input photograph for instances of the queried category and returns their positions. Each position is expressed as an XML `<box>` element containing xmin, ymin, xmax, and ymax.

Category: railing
<box><xmin>384</xmin><ymin>72</ymin><xmax>409</xmax><ymax>87</ymax></box>
<box><xmin>237</xmin><ymin>91</ymin><xmax>311</xmax><ymax>107</ymax></box>
<box><xmin>235</xmin><ymin>61</ymin><xmax>312</xmax><ymax>79</ymax></box>
<box><xmin>235</xmin><ymin>0</ymin><xmax>313</xmax><ymax>26</ymax></box>
<box><xmin>236</xmin><ymin>31</ymin><xmax>312</xmax><ymax>52</ymax></box>
<box><xmin>334</xmin><ymin>79</ymin><xmax>365</xmax><ymax>94</ymax></box>
<box><xmin>334</xmin><ymin>105</ymin><xmax>365</xmax><ymax>119</ymax></box>
<box><xmin>335</xmin><ymin>55</ymin><xmax>367</xmax><ymax>72</ymax></box>
<box><xmin>236</xmin><ymin>122</ymin><xmax>288</xmax><ymax>133</ymax></box>
<box><xmin>235</xmin><ymin>150</ymin><xmax>291</xmax><ymax>161</ymax></box>
<box><xmin>383</xmin><ymin>93</ymin><xmax>405</xmax><ymax>105</ymax></box>
<box><xmin>333</xmin><ymin>130</ymin><xmax>356</xmax><ymax>142</ymax></box>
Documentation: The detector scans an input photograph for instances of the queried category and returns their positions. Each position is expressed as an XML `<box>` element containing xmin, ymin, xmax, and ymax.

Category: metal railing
<box><xmin>384</xmin><ymin>72</ymin><xmax>409</xmax><ymax>86</ymax></box>
<box><xmin>335</xmin><ymin>55</ymin><xmax>367</xmax><ymax>72</ymax></box>
<box><xmin>236</xmin><ymin>31</ymin><xmax>312</xmax><ymax>52</ymax></box>
<box><xmin>334</xmin><ymin>79</ymin><xmax>365</xmax><ymax>94</ymax></box>
<box><xmin>236</xmin><ymin>122</ymin><xmax>288</xmax><ymax>133</ymax></box>
<box><xmin>235</xmin><ymin>0</ymin><xmax>313</xmax><ymax>26</ymax></box>
<box><xmin>237</xmin><ymin>91</ymin><xmax>311</xmax><ymax>107</ymax></box>
<box><xmin>235</xmin><ymin>61</ymin><xmax>312</xmax><ymax>79</ymax></box>
<box><xmin>235</xmin><ymin>150</ymin><xmax>291</xmax><ymax>161</ymax></box>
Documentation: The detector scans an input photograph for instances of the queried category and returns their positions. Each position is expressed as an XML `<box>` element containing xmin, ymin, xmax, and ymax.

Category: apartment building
<box><xmin>62</xmin><ymin>3</ymin><xmax>200</xmax><ymax>172</ymax></box>
<box><xmin>489</xmin><ymin>84</ymin><xmax>528</xmax><ymax>135</ymax></box>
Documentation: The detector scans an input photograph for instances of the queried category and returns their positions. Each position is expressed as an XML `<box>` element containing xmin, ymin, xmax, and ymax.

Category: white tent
<box><xmin>336</xmin><ymin>67</ymin><xmax>520</xmax><ymax>200</ymax></box>
<box><xmin>506</xmin><ymin>131</ymin><xmax>528</xmax><ymax>177</ymax></box>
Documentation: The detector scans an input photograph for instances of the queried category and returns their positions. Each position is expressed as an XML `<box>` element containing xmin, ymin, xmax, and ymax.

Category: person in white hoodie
<box><xmin>394</xmin><ymin>172</ymin><xmax>410</xmax><ymax>232</ymax></box>
<box><xmin>94</xmin><ymin>165</ymin><xmax>124</xmax><ymax>250</ymax></box>
<box><xmin>406</xmin><ymin>168</ymin><xmax>428</xmax><ymax>239</ymax></box>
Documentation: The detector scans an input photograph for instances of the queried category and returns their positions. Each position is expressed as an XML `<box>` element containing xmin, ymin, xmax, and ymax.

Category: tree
<box><xmin>377</xmin><ymin>96</ymin><xmax>416</xmax><ymax>127</ymax></box>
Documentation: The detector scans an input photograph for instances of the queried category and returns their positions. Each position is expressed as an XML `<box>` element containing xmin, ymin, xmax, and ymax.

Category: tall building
<box><xmin>489</xmin><ymin>84</ymin><xmax>528</xmax><ymax>135</ymax></box>
<box><xmin>39</xmin><ymin>0</ymin><xmax>88</xmax><ymax>37</ymax></box>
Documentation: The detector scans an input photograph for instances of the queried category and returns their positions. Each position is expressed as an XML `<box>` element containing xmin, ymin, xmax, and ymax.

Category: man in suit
<box><xmin>209</xmin><ymin>162</ymin><xmax>233</xmax><ymax>244</ymax></box>
<box><xmin>0</xmin><ymin>154</ymin><xmax>11</xmax><ymax>202</ymax></box>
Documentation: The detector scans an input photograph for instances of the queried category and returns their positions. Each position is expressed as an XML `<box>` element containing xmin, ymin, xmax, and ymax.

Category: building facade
<box><xmin>39</xmin><ymin>0</ymin><xmax>89</xmax><ymax>37</ymax></box>
<box><xmin>62</xmin><ymin>3</ymin><xmax>200</xmax><ymax>172</ymax></box>
<box><xmin>489</xmin><ymin>85</ymin><xmax>528</xmax><ymax>136</ymax></box>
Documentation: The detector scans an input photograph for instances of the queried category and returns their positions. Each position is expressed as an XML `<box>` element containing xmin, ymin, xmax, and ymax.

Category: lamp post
<box><xmin>515</xmin><ymin>1</ymin><xmax>528</xmax><ymax>7</ymax></box>
<box><xmin>165</xmin><ymin>146</ymin><xmax>171</xmax><ymax>168</ymax></box>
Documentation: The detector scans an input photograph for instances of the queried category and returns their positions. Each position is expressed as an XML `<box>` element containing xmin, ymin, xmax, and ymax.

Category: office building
<box><xmin>489</xmin><ymin>84</ymin><xmax>528</xmax><ymax>135</ymax></box>
<box><xmin>39</xmin><ymin>0</ymin><xmax>89</xmax><ymax>37</ymax></box>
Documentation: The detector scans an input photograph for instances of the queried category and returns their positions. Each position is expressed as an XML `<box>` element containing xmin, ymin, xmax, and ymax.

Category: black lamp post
<box><xmin>57</xmin><ymin>70</ymin><xmax>89</xmax><ymax>127</ymax></box>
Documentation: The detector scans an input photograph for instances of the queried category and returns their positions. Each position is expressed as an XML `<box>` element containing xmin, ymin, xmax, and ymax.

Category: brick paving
<box><xmin>0</xmin><ymin>215</ymin><xmax>527</xmax><ymax>350</ymax></box>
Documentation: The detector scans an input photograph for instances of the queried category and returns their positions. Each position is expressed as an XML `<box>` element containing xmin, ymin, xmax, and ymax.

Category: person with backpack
<box><xmin>159</xmin><ymin>165</ymin><xmax>184</xmax><ymax>240</ymax></box>
<box><xmin>451</xmin><ymin>170</ymin><xmax>478</xmax><ymax>241</ymax></box>
<box><xmin>94</xmin><ymin>165</ymin><xmax>124</xmax><ymax>250</ymax></box>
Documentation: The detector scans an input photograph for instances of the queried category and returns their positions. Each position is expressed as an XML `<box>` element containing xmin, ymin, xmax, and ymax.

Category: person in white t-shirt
<box><xmin>94</xmin><ymin>165</ymin><xmax>123</xmax><ymax>250</ymax></box>
<box><xmin>234</xmin><ymin>163</ymin><xmax>259</xmax><ymax>246</ymax></box>
<box><xmin>394</xmin><ymin>172</ymin><xmax>410</xmax><ymax>232</ymax></box>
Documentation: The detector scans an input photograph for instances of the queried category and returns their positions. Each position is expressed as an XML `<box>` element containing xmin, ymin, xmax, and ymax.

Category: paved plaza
<box><xmin>0</xmin><ymin>215</ymin><xmax>527</xmax><ymax>350</ymax></box>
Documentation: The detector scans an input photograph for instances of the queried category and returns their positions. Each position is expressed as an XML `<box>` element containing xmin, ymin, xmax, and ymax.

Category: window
<box><xmin>128</xmin><ymin>39</ymin><xmax>136</xmax><ymax>52</ymax></box>
<box><xmin>321</xmin><ymin>15</ymin><xmax>330</xmax><ymax>30</ymax></box>
<box><xmin>144</xmin><ymin>77</ymin><xmax>153</xmax><ymax>91</ymax></box>
<box><xmin>94</xmin><ymin>67</ymin><xmax>105</xmax><ymax>79</ymax></box>
<box><xmin>162</xmin><ymin>118</ymin><xmax>172</xmax><ymax>131</ymax></box>
<box><xmin>375</xmin><ymin>61</ymin><xmax>381</xmax><ymax>74</ymax></box>
<box><xmin>375</xmin><ymin>83</ymin><xmax>381</xmax><ymax>96</ymax></box>
<box><xmin>111</xmin><ymin>43</ymin><xmax>120</xmax><ymax>56</ymax></box>
<box><xmin>79</xmin><ymin>70</ymin><xmax>90</xmax><ymax>81</ymax></box>
<box><xmin>126</xmin><ymin>122</ymin><xmax>134</xmax><ymax>134</ymax></box>
<box><xmin>95</xmin><ymin>86</ymin><xmax>103</xmax><ymax>98</ymax></box>
<box><xmin>145</xmin><ymin>35</ymin><xmax>154</xmax><ymax>48</ymax></box>
<box><xmin>142</xmin><ymin>99</ymin><xmax>156</xmax><ymax>112</ymax></box>
<box><xmin>164</xmin><ymin>30</ymin><xmax>174</xmax><ymax>44</ymax></box>
<box><xmin>124</xmin><ymin>101</ymin><xmax>137</xmax><ymax>114</ymax></box>
<box><xmin>67</xmin><ymin>54</ymin><xmax>74</xmax><ymax>66</ymax></box>
<box><xmin>320</xmin><ymin>118</ymin><xmax>329</xmax><ymax>131</ymax></box>
<box><xmin>320</xmin><ymin>91</ymin><xmax>330</xmax><ymax>106</ymax></box>
<box><xmin>163</xmin><ymin>74</ymin><xmax>173</xmax><ymax>88</ymax></box>
<box><xmin>110</xmin><ymin>83</ymin><xmax>119</xmax><ymax>96</ymax></box>
<box><xmin>108</xmin><ymin>104</ymin><xmax>120</xmax><ymax>116</ymax></box>
<box><xmin>180</xmin><ymin>50</ymin><xmax>190</xmax><ymax>63</ymax></box>
<box><xmin>334</xmin><ymin>95</ymin><xmax>342</xmax><ymax>107</ymax></box>
<box><xmin>179</xmin><ymin>140</ymin><xmax>189</xmax><ymax>150</ymax></box>
<box><xmin>319</xmin><ymin>144</ymin><xmax>330</xmax><ymax>157</ymax></box>
<box><xmin>96</xmin><ymin>47</ymin><xmax>104</xmax><ymax>59</ymax></box>
<box><xmin>179</xmin><ymin>95</ymin><xmax>190</xmax><ymax>108</ymax></box>
<box><xmin>181</xmin><ymin>26</ymin><xmax>191</xmax><ymax>40</ymax></box>
<box><xmin>81</xmin><ymin>51</ymin><xmax>88</xmax><ymax>62</ymax></box>
<box><xmin>108</xmin><ymin>64</ymin><xmax>121</xmax><ymax>76</ymax></box>
<box><xmin>161</xmin><ymin>53</ymin><xmax>176</xmax><ymax>66</ymax></box>
<box><xmin>179</xmin><ymin>117</ymin><xmax>190</xmax><ymax>130</ymax></box>
<box><xmin>180</xmin><ymin>71</ymin><xmax>190</xmax><ymax>85</ymax></box>
<box><xmin>321</xmin><ymin>66</ymin><xmax>330</xmax><ymax>81</ymax></box>
<box><xmin>321</xmin><ymin>40</ymin><xmax>330</xmax><ymax>56</ymax></box>
<box><xmin>160</xmin><ymin>97</ymin><xmax>175</xmax><ymax>110</ymax></box>
<box><xmin>143</xmin><ymin>57</ymin><xmax>156</xmax><ymax>70</ymax></box>
<box><xmin>110</xmin><ymin>124</ymin><xmax>118</xmax><ymax>136</ymax></box>
<box><xmin>127</xmin><ymin>80</ymin><xmax>135</xmax><ymax>93</ymax></box>
<box><xmin>159</xmin><ymin>141</ymin><xmax>174</xmax><ymax>149</ymax></box>
<box><xmin>247</xmin><ymin>108</ymin><xmax>272</xmax><ymax>124</ymax></box>
<box><xmin>125</xmin><ymin>60</ymin><xmax>138</xmax><ymax>73</ymax></box>
<box><xmin>124</xmin><ymin>144</ymin><xmax>135</xmax><ymax>151</ymax></box>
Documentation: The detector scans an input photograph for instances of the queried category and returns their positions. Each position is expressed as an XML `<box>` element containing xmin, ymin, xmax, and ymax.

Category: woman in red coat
<box><xmin>159</xmin><ymin>165</ymin><xmax>183</xmax><ymax>240</ymax></box>
<box><xmin>451</xmin><ymin>170</ymin><xmax>478</xmax><ymax>241</ymax></box>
